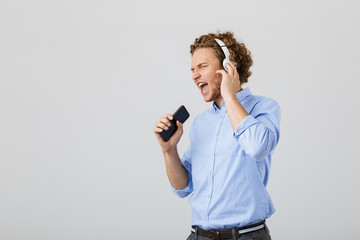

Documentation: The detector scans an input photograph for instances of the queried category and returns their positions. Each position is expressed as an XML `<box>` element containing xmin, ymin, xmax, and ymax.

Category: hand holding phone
<box><xmin>159</xmin><ymin>105</ymin><xmax>190</xmax><ymax>142</ymax></box>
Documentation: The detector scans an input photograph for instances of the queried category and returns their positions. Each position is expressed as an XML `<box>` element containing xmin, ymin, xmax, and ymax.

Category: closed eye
<box><xmin>191</xmin><ymin>63</ymin><xmax>208</xmax><ymax>73</ymax></box>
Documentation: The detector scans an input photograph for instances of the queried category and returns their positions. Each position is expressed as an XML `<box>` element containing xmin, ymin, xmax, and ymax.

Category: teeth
<box><xmin>198</xmin><ymin>83</ymin><xmax>206</xmax><ymax>87</ymax></box>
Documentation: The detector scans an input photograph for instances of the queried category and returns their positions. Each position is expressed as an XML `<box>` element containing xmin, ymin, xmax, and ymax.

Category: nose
<box><xmin>192</xmin><ymin>69</ymin><xmax>200</xmax><ymax>81</ymax></box>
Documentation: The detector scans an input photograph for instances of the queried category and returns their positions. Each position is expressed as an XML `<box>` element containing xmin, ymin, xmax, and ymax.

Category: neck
<box><xmin>215</xmin><ymin>87</ymin><xmax>243</xmax><ymax>109</ymax></box>
<box><xmin>214</xmin><ymin>95</ymin><xmax>224</xmax><ymax>109</ymax></box>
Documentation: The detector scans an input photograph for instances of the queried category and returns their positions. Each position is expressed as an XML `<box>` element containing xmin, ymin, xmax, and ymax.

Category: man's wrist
<box><xmin>162</xmin><ymin>146</ymin><xmax>177</xmax><ymax>155</ymax></box>
<box><xmin>223</xmin><ymin>93</ymin><xmax>237</xmax><ymax>103</ymax></box>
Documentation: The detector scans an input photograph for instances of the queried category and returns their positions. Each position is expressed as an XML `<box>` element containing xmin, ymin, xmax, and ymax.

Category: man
<box><xmin>153</xmin><ymin>31</ymin><xmax>280</xmax><ymax>240</ymax></box>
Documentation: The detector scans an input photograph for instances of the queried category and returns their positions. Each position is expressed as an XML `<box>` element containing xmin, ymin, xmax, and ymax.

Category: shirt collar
<box><xmin>212</xmin><ymin>87</ymin><xmax>252</xmax><ymax>111</ymax></box>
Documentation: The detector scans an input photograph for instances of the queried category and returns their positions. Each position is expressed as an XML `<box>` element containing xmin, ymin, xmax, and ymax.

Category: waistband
<box><xmin>191</xmin><ymin>220</ymin><xmax>266</xmax><ymax>239</ymax></box>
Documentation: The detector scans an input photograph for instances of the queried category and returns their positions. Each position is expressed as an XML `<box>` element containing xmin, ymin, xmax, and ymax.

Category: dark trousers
<box><xmin>186</xmin><ymin>225</ymin><xmax>271</xmax><ymax>240</ymax></box>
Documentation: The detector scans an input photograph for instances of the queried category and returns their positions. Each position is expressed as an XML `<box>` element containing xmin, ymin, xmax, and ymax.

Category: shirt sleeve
<box><xmin>170</xmin><ymin>145</ymin><xmax>193</xmax><ymax>198</ymax></box>
<box><xmin>233</xmin><ymin>99</ymin><xmax>281</xmax><ymax>161</ymax></box>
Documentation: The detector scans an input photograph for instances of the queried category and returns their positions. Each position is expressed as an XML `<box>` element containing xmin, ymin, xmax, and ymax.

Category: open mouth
<box><xmin>198</xmin><ymin>82</ymin><xmax>208</xmax><ymax>95</ymax></box>
<box><xmin>198</xmin><ymin>83</ymin><xmax>207</xmax><ymax>88</ymax></box>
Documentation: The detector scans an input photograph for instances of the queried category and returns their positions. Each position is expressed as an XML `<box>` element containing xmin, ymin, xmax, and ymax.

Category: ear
<box><xmin>215</xmin><ymin>70</ymin><xmax>224</xmax><ymax>83</ymax></box>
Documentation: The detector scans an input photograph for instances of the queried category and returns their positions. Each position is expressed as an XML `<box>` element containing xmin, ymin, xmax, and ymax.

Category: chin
<box><xmin>203</xmin><ymin>95</ymin><xmax>215</xmax><ymax>102</ymax></box>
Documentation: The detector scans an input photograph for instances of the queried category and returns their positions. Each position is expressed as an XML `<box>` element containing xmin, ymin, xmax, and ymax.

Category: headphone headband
<box><xmin>214</xmin><ymin>38</ymin><xmax>230</xmax><ymax>72</ymax></box>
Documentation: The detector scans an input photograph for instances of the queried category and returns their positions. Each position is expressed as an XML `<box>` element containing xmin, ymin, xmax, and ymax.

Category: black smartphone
<box><xmin>160</xmin><ymin>105</ymin><xmax>190</xmax><ymax>142</ymax></box>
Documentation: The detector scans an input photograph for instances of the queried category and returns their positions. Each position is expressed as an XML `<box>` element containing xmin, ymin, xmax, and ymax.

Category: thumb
<box><xmin>174</xmin><ymin>121</ymin><xmax>183</xmax><ymax>136</ymax></box>
<box><xmin>176</xmin><ymin>121</ymin><xmax>183</xmax><ymax>131</ymax></box>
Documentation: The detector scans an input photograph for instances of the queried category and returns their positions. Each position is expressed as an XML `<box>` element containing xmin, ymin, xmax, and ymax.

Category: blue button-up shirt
<box><xmin>172</xmin><ymin>88</ymin><xmax>281</xmax><ymax>230</ymax></box>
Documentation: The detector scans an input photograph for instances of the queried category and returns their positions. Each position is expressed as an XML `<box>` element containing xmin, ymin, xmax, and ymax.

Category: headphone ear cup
<box><xmin>223</xmin><ymin>60</ymin><xmax>228</xmax><ymax>72</ymax></box>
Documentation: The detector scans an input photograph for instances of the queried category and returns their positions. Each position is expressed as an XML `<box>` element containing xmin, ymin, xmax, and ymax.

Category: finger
<box><xmin>216</xmin><ymin>69</ymin><xmax>227</xmax><ymax>84</ymax></box>
<box><xmin>166</xmin><ymin>113</ymin><xmax>174</xmax><ymax>120</ymax></box>
<box><xmin>173</xmin><ymin>121</ymin><xmax>184</xmax><ymax>137</ymax></box>
<box><xmin>216</xmin><ymin>69</ymin><xmax>227</xmax><ymax>77</ymax></box>
<box><xmin>153</xmin><ymin>127</ymin><xmax>163</xmax><ymax>133</ymax></box>
<box><xmin>226</xmin><ymin>62</ymin><xmax>234</xmax><ymax>76</ymax></box>
<box><xmin>176</xmin><ymin>121</ymin><xmax>183</xmax><ymax>135</ymax></box>
<box><xmin>176</xmin><ymin>120</ymin><xmax>183</xmax><ymax>129</ymax></box>
<box><xmin>159</xmin><ymin>117</ymin><xmax>172</xmax><ymax>127</ymax></box>
<box><xmin>153</xmin><ymin>130</ymin><xmax>165</xmax><ymax>142</ymax></box>
<box><xmin>155</xmin><ymin>121</ymin><xmax>169</xmax><ymax>130</ymax></box>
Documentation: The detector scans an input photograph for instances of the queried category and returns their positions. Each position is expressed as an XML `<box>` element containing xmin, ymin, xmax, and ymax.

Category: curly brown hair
<box><xmin>190</xmin><ymin>31</ymin><xmax>253</xmax><ymax>84</ymax></box>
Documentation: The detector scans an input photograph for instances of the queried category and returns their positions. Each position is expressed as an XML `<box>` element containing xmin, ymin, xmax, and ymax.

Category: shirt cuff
<box><xmin>233</xmin><ymin>115</ymin><xmax>258</xmax><ymax>140</ymax></box>
<box><xmin>170</xmin><ymin>175</ymin><xmax>193</xmax><ymax>198</ymax></box>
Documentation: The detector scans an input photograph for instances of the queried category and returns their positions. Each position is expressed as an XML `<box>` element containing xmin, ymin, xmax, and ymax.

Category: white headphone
<box><xmin>215</xmin><ymin>38</ymin><xmax>230</xmax><ymax>72</ymax></box>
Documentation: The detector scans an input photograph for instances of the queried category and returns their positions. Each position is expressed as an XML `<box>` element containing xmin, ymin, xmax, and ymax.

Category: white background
<box><xmin>1</xmin><ymin>0</ymin><xmax>360</xmax><ymax>239</ymax></box>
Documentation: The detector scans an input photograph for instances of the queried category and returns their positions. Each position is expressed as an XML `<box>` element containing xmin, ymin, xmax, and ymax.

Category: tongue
<box><xmin>201</xmin><ymin>84</ymin><xmax>208</xmax><ymax>95</ymax></box>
